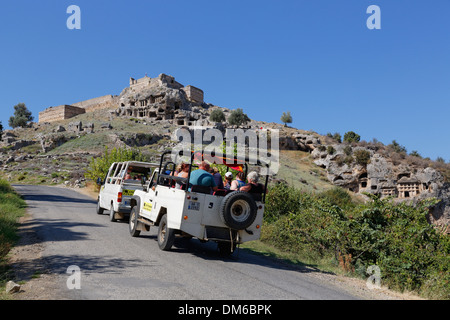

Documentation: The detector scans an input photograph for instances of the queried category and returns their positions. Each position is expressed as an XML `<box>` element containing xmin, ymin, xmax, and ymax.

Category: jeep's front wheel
<box><xmin>129</xmin><ymin>206</ymin><xmax>141</xmax><ymax>237</ymax></box>
<box><xmin>157</xmin><ymin>214</ymin><xmax>175</xmax><ymax>251</ymax></box>
<box><xmin>96</xmin><ymin>199</ymin><xmax>104</xmax><ymax>215</ymax></box>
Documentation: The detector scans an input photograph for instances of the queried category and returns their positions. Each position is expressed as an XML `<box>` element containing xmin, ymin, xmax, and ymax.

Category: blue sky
<box><xmin>0</xmin><ymin>0</ymin><xmax>449</xmax><ymax>161</ymax></box>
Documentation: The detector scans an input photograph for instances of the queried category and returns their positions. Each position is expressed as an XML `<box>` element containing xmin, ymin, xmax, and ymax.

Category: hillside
<box><xmin>1</xmin><ymin>73</ymin><xmax>449</xmax><ymax>230</ymax></box>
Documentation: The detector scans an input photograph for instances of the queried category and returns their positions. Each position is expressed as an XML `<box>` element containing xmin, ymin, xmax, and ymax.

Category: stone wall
<box><xmin>38</xmin><ymin>105</ymin><xmax>86</xmax><ymax>123</ymax></box>
<box><xmin>71</xmin><ymin>95</ymin><xmax>117</xmax><ymax>110</ymax></box>
<box><xmin>38</xmin><ymin>74</ymin><xmax>203</xmax><ymax>123</ymax></box>
<box><xmin>182</xmin><ymin>85</ymin><xmax>204</xmax><ymax>103</ymax></box>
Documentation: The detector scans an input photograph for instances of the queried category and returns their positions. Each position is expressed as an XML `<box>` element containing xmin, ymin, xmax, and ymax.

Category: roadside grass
<box><xmin>0</xmin><ymin>179</ymin><xmax>26</xmax><ymax>298</ymax></box>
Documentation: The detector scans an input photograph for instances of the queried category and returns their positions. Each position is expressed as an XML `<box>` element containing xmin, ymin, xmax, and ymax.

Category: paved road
<box><xmin>13</xmin><ymin>184</ymin><xmax>361</xmax><ymax>300</ymax></box>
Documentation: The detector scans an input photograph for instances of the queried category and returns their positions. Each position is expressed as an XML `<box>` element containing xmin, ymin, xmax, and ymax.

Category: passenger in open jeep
<box><xmin>176</xmin><ymin>163</ymin><xmax>190</xmax><ymax>189</ymax></box>
<box><xmin>230</xmin><ymin>171</ymin><xmax>246</xmax><ymax>191</ymax></box>
<box><xmin>188</xmin><ymin>161</ymin><xmax>218</xmax><ymax>193</ymax></box>
<box><xmin>124</xmin><ymin>167</ymin><xmax>132</xmax><ymax>180</ymax></box>
<box><xmin>240</xmin><ymin>171</ymin><xmax>267</xmax><ymax>201</ymax></box>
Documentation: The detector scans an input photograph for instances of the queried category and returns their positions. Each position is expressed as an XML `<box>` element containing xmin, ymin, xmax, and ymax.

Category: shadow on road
<box><xmin>20</xmin><ymin>193</ymin><xmax>97</xmax><ymax>205</ymax></box>
<box><xmin>16</xmin><ymin>218</ymin><xmax>105</xmax><ymax>245</ymax></box>
<box><xmin>168</xmin><ymin>236</ymin><xmax>334</xmax><ymax>276</ymax></box>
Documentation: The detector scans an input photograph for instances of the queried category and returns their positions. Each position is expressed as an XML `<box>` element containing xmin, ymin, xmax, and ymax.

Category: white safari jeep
<box><xmin>128</xmin><ymin>151</ymin><xmax>269</xmax><ymax>255</ymax></box>
<box><xmin>96</xmin><ymin>161</ymin><xmax>159</xmax><ymax>222</ymax></box>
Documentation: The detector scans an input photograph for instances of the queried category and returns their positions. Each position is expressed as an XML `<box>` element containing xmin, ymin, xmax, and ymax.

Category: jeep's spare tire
<box><xmin>219</xmin><ymin>191</ymin><xmax>258</xmax><ymax>230</ymax></box>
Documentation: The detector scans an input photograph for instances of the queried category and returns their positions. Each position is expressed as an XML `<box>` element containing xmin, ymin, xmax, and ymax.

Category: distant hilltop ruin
<box><xmin>38</xmin><ymin>73</ymin><xmax>206</xmax><ymax>126</ymax></box>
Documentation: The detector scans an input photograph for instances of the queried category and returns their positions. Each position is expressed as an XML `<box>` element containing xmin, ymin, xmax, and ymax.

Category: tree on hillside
<box><xmin>280</xmin><ymin>111</ymin><xmax>293</xmax><ymax>127</ymax></box>
<box><xmin>343</xmin><ymin>131</ymin><xmax>361</xmax><ymax>143</ymax></box>
<box><xmin>9</xmin><ymin>103</ymin><xmax>34</xmax><ymax>128</ymax></box>
<box><xmin>388</xmin><ymin>140</ymin><xmax>407</xmax><ymax>154</ymax></box>
<box><xmin>209</xmin><ymin>109</ymin><xmax>226</xmax><ymax>123</ymax></box>
<box><xmin>409</xmin><ymin>150</ymin><xmax>422</xmax><ymax>158</ymax></box>
<box><xmin>0</xmin><ymin>121</ymin><xmax>3</xmax><ymax>140</ymax></box>
<box><xmin>228</xmin><ymin>108</ymin><xmax>250</xmax><ymax>126</ymax></box>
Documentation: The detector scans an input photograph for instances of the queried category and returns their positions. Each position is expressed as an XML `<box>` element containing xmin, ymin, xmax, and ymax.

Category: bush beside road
<box><xmin>0</xmin><ymin>179</ymin><xmax>26</xmax><ymax>297</ymax></box>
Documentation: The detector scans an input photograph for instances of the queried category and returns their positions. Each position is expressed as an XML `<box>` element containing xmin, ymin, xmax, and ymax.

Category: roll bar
<box><xmin>157</xmin><ymin>149</ymin><xmax>270</xmax><ymax>203</ymax></box>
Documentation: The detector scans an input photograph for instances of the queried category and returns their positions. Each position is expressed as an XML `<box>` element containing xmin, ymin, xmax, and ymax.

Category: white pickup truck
<box><xmin>128</xmin><ymin>151</ymin><xmax>269</xmax><ymax>255</ymax></box>
<box><xmin>96</xmin><ymin>161</ymin><xmax>159</xmax><ymax>222</ymax></box>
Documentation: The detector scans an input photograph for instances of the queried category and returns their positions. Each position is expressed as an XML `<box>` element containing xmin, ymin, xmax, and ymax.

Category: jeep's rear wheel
<box><xmin>218</xmin><ymin>241</ymin><xmax>237</xmax><ymax>256</ymax></box>
<box><xmin>109</xmin><ymin>204</ymin><xmax>117</xmax><ymax>222</ymax></box>
<box><xmin>220</xmin><ymin>191</ymin><xmax>257</xmax><ymax>230</ymax></box>
<box><xmin>157</xmin><ymin>214</ymin><xmax>175</xmax><ymax>251</ymax></box>
<box><xmin>129</xmin><ymin>206</ymin><xmax>141</xmax><ymax>237</ymax></box>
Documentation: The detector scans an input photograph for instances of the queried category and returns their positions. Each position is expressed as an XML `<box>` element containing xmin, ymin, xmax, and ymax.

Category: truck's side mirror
<box><xmin>96</xmin><ymin>177</ymin><xmax>103</xmax><ymax>186</ymax></box>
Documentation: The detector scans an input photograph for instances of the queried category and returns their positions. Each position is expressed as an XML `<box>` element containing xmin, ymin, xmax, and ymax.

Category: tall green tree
<box><xmin>209</xmin><ymin>109</ymin><xmax>226</xmax><ymax>123</ymax></box>
<box><xmin>228</xmin><ymin>108</ymin><xmax>250</xmax><ymax>126</ymax></box>
<box><xmin>343</xmin><ymin>131</ymin><xmax>361</xmax><ymax>143</ymax></box>
<box><xmin>280</xmin><ymin>111</ymin><xmax>293</xmax><ymax>127</ymax></box>
<box><xmin>0</xmin><ymin>121</ymin><xmax>3</xmax><ymax>140</ymax></box>
<box><xmin>9</xmin><ymin>103</ymin><xmax>34</xmax><ymax>128</ymax></box>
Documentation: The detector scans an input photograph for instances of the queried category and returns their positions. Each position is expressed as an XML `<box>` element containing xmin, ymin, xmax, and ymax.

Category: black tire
<box><xmin>109</xmin><ymin>204</ymin><xmax>117</xmax><ymax>222</ymax></box>
<box><xmin>219</xmin><ymin>191</ymin><xmax>258</xmax><ymax>230</ymax></box>
<box><xmin>218</xmin><ymin>241</ymin><xmax>237</xmax><ymax>256</ymax></box>
<box><xmin>129</xmin><ymin>206</ymin><xmax>141</xmax><ymax>237</ymax></box>
<box><xmin>96</xmin><ymin>199</ymin><xmax>104</xmax><ymax>215</ymax></box>
<box><xmin>157</xmin><ymin>214</ymin><xmax>175</xmax><ymax>251</ymax></box>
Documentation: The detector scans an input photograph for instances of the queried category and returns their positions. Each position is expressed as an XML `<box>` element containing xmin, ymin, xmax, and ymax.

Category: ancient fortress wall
<box><xmin>38</xmin><ymin>95</ymin><xmax>119</xmax><ymax>123</ymax></box>
<box><xmin>38</xmin><ymin>74</ymin><xmax>203</xmax><ymax>123</ymax></box>
<box><xmin>182</xmin><ymin>85</ymin><xmax>204</xmax><ymax>103</ymax></box>
<box><xmin>38</xmin><ymin>105</ymin><xmax>86</xmax><ymax>123</ymax></box>
<box><xmin>71</xmin><ymin>95</ymin><xmax>117</xmax><ymax>109</ymax></box>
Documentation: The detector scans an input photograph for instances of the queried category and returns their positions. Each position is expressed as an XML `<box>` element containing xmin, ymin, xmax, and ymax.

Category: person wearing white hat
<box><xmin>224</xmin><ymin>171</ymin><xmax>233</xmax><ymax>190</ymax></box>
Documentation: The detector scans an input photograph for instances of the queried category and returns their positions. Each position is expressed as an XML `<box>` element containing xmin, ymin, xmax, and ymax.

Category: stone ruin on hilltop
<box><xmin>38</xmin><ymin>73</ymin><xmax>216</xmax><ymax>127</ymax></box>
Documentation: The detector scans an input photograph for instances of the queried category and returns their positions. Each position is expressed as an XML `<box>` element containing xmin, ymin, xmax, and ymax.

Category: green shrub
<box><xmin>228</xmin><ymin>108</ymin><xmax>250</xmax><ymax>126</ymax></box>
<box><xmin>209</xmin><ymin>109</ymin><xmax>226</xmax><ymax>123</ymax></box>
<box><xmin>343</xmin><ymin>145</ymin><xmax>352</xmax><ymax>156</ymax></box>
<box><xmin>343</xmin><ymin>131</ymin><xmax>361</xmax><ymax>143</ymax></box>
<box><xmin>262</xmin><ymin>184</ymin><xmax>449</xmax><ymax>299</ymax></box>
<box><xmin>0</xmin><ymin>179</ymin><xmax>26</xmax><ymax>284</ymax></box>
<box><xmin>84</xmin><ymin>146</ymin><xmax>147</xmax><ymax>182</ymax></box>
<box><xmin>327</xmin><ymin>146</ymin><xmax>335</xmax><ymax>155</ymax></box>
<box><xmin>354</xmin><ymin>149</ymin><xmax>371</xmax><ymax>166</ymax></box>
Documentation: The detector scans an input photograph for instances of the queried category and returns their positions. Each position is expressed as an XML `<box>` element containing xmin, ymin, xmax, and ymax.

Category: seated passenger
<box><xmin>209</xmin><ymin>166</ymin><xmax>224</xmax><ymax>189</ymax></box>
<box><xmin>176</xmin><ymin>163</ymin><xmax>190</xmax><ymax>189</ymax></box>
<box><xmin>224</xmin><ymin>172</ymin><xmax>233</xmax><ymax>190</ymax></box>
<box><xmin>230</xmin><ymin>171</ymin><xmax>246</xmax><ymax>191</ymax></box>
<box><xmin>188</xmin><ymin>161</ymin><xmax>218</xmax><ymax>193</ymax></box>
<box><xmin>240</xmin><ymin>171</ymin><xmax>266</xmax><ymax>200</ymax></box>
<box><xmin>124</xmin><ymin>167</ymin><xmax>132</xmax><ymax>180</ymax></box>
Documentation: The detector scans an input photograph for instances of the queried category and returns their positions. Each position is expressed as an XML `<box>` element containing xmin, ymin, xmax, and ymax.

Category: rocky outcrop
<box><xmin>38</xmin><ymin>133</ymin><xmax>76</xmax><ymax>153</ymax></box>
<box><xmin>311</xmin><ymin>141</ymin><xmax>449</xmax><ymax>229</ymax></box>
<box><xmin>114</xmin><ymin>73</ymin><xmax>212</xmax><ymax>127</ymax></box>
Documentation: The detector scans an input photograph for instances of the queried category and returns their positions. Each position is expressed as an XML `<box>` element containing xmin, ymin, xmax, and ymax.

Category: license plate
<box><xmin>188</xmin><ymin>201</ymin><xmax>200</xmax><ymax>211</ymax></box>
